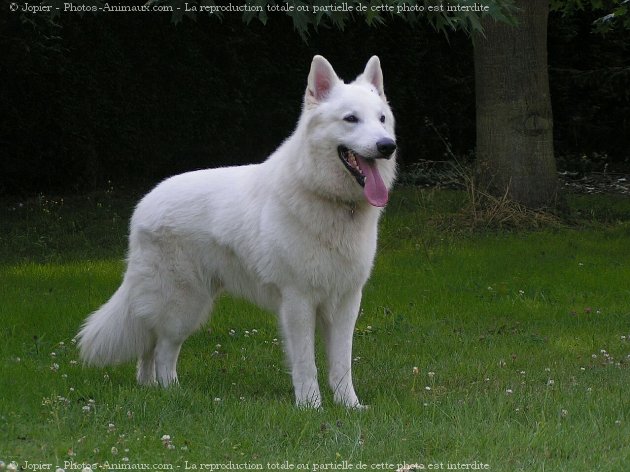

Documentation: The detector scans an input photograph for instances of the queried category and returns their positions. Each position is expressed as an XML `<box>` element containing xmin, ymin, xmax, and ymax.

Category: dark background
<box><xmin>1</xmin><ymin>8</ymin><xmax>629</xmax><ymax>196</ymax></box>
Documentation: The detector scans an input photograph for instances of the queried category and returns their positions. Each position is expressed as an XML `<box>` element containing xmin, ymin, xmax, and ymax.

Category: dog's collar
<box><xmin>349</xmin><ymin>201</ymin><xmax>356</xmax><ymax>217</ymax></box>
<box><xmin>343</xmin><ymin>200</ymin><xmax>358</xmax><ymax>218</ymax></box>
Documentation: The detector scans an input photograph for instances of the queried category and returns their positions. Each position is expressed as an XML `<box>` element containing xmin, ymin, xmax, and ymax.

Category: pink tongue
<box><xmin>357</xmin><ymin>157</ymin><xmax>388</xmax><ymax>207</ymax></box>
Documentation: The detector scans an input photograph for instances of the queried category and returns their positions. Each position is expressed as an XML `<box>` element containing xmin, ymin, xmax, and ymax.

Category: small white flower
<box><xmin>108</xmin><ymin>423</ymin><xmax>116</xmax><ymax>432</ymax></box>
<box><xmin>111</xmin><ymin>446</ymin><xmax>118</xmax><ymax>455</ymax></box>
<box><xmin>412</xmin><ymin>366</ymin><xmax>419</xmax><ymax>375</ymax></box>
<box><xmin>428</xmin><ymin>371</ymin><xmax>435</xmax><ymax>378</ymax></box>
<box><xmin>547</xmin><ymin>379</ymin><xmax>555</xmax><ymax>386</ymax></box>
<box><xmin>161</xmin><ymin>434</ymin><xmax>174</xmax><ymax>449</ymax></box>
<box><xmin>214</xmin><ymin>397</ymin><xmax>222</xmax><ymax>402</ymax></box>
<box><xmin>82</xmin><ymin>467</ymin><xmax>92</xmax><ymax>472</ymax></box>
<box><xmin>506</xmin><ymin>389</ymin><xmax>513</xmax><ymax>395</ymax></box>
<box><xmin>56</xmin><ymin>468</ymin><xmax>65</xmax><ymax>472</ymax></box>
<box><xmin>51</xmin><ymin>352</ymin><xmax>57</xmax><ymax>357</ymax></box>
<box><xmin>7</xmin><ymin>463</ymin><xmax>17</xmax><ymax>472</ymax></box>
<box><xmin>561</xmin><ymin>409</ymin><xmax>568</xmax><ymax>417</ymax></box>
<box><xmin>50</xmin><ymin>363</ymin><xmax>60</xmax><ymax>372</ymax></box>
<box><xmin>425</xmin><ymin>386</ymin><xmax>431</xmax><ymax>391</ymax></box>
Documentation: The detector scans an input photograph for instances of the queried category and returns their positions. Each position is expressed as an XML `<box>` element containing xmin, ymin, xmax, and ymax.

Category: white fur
<box><xmin>77</xmin><ymin>55</ymin><xmax>397</xmax><ymax>409</ymax></box>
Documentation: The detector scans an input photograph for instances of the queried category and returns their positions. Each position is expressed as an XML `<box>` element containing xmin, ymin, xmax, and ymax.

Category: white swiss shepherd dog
<box><xmin>77</xmin><ymin>55</ymin><xmax>397</xmax><ymax>409</ymax></box>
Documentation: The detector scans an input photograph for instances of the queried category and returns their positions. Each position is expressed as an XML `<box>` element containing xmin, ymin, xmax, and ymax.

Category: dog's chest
<box><xmin>263</xmin><ymin>206</ymin><xmax>378</xmax><ymax>292</ymax></box>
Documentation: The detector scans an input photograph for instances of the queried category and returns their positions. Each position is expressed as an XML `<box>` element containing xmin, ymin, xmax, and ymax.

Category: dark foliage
<box><xmin>548</xmin><ymin>7</ymin><xmax>630</xmax><ymax>173</ymax></box>
<box><xmin>0</xmin><ymin>9</ymin><xmax>628</xmax><ymax>196</ymax></box>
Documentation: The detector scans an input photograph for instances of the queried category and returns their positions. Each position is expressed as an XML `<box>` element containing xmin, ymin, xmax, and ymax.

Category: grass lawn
<box><xmin>1</xmin><ymin>188</ymin><xmax>629</xmax><ymax>470</ymax></box>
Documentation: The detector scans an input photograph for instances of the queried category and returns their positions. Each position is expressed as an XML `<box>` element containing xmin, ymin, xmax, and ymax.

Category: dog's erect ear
<box><xmin>360</xmin><ymin>56</ymin><xmax>385</xmax><ymax>98</ymax></box>
<box><xmin>306</xmin><ymin>55</ymin><xmax>339</xmax><ymax>106</ymax></box>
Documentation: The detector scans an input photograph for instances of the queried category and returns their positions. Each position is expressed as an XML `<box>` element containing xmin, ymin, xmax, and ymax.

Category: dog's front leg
<box><xmin>279</xmin><ymin>291</ymin><xmax>321</xmax><ymax>408</ymax></box>
<box><xmin>320</xmin><ymin>290</ymin><xmax>364</xmax><ymax>409</ymax></box>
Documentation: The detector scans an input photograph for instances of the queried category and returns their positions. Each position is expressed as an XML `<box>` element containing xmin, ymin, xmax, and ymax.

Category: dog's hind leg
<box><xmin>154</xmin><ymin>336</ymin><xmax>184</xmax><ymax>386</ymax></box>
<box><xmin>136</xmin><ymin>338</ymin><xmax>157</xmax><ymax>385</ymax></box>
<box><xmin>134</xmin><ymin>283</ymin><xmax>214</xmax><ymax>387</ymax></box>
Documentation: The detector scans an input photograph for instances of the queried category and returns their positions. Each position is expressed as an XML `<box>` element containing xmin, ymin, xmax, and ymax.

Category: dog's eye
<box><xmin>380</xmin><ymin>114</ymin><xmax>386</xmax><ymax>123</ymax></box>
<box><xmin>343</xmin><ymin>114</ymin><xmax>359</xmax><ymax>123</ymax></box>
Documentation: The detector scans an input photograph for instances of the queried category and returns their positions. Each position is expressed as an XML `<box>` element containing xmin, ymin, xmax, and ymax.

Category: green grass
<box><xmin>1</xmin><ymin>188</ymin><xmax>630</xmax><ymax>470</ymax></box>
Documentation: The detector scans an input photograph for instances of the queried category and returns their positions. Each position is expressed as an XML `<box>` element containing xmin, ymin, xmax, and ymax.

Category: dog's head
<box><xmin>300</xmin><ymin>55</ymin><xmax>397</xmax><ymax>208</ymax></box>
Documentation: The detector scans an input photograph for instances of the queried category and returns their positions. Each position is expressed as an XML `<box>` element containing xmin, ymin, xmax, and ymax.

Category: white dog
<box><xmin>78</xmin><ymin>55</ymin><xmax>397</xmax><ymax>408</ymax></box>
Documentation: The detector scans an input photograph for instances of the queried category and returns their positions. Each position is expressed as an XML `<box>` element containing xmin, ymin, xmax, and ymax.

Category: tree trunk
<box><xmin>473</xmin><ymin>0</ymin><xmax>558</xmax><ymax>209</ymax></box>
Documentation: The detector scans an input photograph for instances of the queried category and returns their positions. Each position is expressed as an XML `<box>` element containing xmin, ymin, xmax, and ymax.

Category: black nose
<box><xmin>376</xmin><ymin>138</ymin><xmax>397</xmax><ymax>158</ymax></box>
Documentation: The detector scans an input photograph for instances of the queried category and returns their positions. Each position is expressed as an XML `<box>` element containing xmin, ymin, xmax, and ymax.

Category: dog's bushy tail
<box><xmin>77</xmin><ymin>281</ymin><xmax>150</xmax><ymax>366</ymax></box>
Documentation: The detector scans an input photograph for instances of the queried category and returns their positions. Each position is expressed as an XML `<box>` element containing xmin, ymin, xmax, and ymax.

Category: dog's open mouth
<box><xmin>338</xmin><ymin>146</ymin><xmax>389</xmax><ymax>207</ymax></box>
<box><xmin>338</xmin><ymin>146</ymin><xmax>367</xmax><ymax>187</ymax></box>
